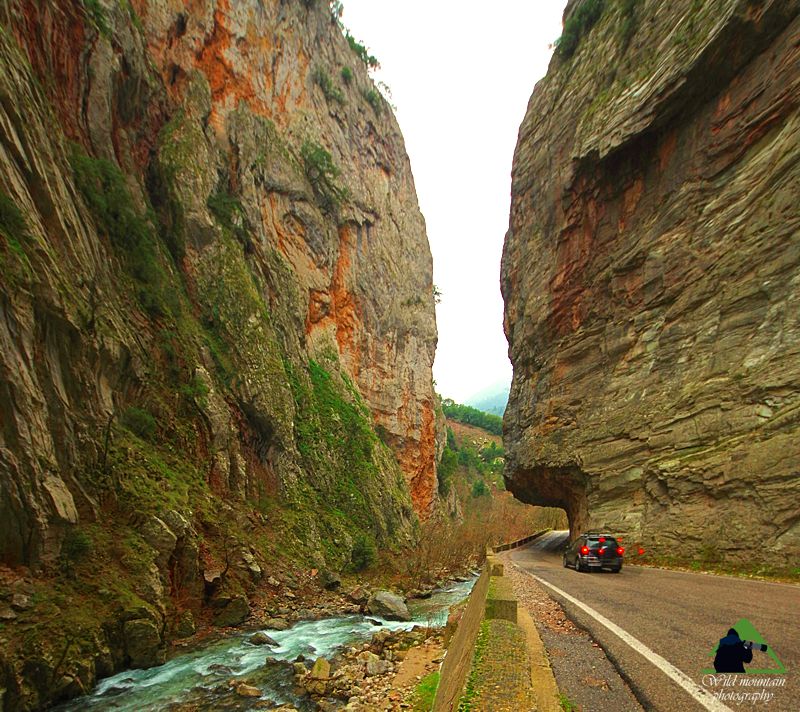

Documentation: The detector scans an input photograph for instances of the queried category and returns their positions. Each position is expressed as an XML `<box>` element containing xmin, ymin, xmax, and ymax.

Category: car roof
<box><xmin>581</xmin><ymin>532</ymin><xmax>616</xmax><ymax>537</ymax></box>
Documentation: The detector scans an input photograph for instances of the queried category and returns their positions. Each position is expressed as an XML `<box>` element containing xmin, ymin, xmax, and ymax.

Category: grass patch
<box><xmin>362</xmin><ymin>88</ymin><xmax>383</xmax><ymax>115</ymax></box>
<box><xmin>207</xmin><ymin>189</ymin><xmax>249</xmax><ymax>246</ymax></box>
<box><xmin>0</xmin><ymin>190</ymin><xmax>33</xmax><ymax>281</ymax></box>
<box><xmin>313</xmin><ymin>66</ymin><xmax>345</xmax><ymax>104</ymax></box>
<box><xmin>458</xmin><ymin>619</ymin><xmax>489</xmax><ymax>710</ymax></box>
<box><xmin>559</xmin><ymin>692</ymin><xmax>579</xmax><ymax>712</ymax></box>
<box><xmin>410</xmin><ymin>670</ymin><xmax>440</xmax><ymax>711</ymax></box>
<box><xmin>82</xmin><ymin>0</ymin><xmax>110</xmax><ymax>37</ymax></box>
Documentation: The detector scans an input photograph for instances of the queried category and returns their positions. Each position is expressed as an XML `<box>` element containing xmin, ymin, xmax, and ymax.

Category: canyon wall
<box><xmin>502</xmin><ymin>0</ymin><xmax>800</xmax><ymax>565</ymax></box>
<box><xmin>0</xmin><ymin>0</ymin><xmax>440</xmax><ymax>706</ymax></box>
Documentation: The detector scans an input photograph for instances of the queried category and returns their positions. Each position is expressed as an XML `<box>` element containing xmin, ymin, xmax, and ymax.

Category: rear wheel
<box><xmin>576</xmin><ymin>558</ymin><xmax>585</xmax><ymax>573</ymax></box>
<box><xmin>612</xmin><ymin>566</ymin><xmax>622</xmax><ymax>574</ymax></box>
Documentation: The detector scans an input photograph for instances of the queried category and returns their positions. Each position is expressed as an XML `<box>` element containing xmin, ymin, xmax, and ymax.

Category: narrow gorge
<box><xmin>502</xmin><ymin>0</ymin><xmax>799</xmax><ymax>566</ymax></box>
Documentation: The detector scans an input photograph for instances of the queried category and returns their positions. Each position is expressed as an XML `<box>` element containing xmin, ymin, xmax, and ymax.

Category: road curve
<box><xmin>508</xmin><ymin>531</ymin><xmax>799</xmax><ymax>712</ymax></box>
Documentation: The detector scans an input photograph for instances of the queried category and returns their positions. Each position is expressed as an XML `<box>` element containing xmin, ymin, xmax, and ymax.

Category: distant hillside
<box><xmin>465</xmin><ymin>382</ymin><xmax>510</xmax><ymax>416</ymax></box>
<box><xmin>441</xmin><ymin>399</ymin><xmax>503</xmax><ymax>435</ymax></box>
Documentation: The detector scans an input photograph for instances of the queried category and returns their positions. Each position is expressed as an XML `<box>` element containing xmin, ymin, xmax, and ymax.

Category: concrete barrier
<box><xmin>432</xmin><ymin>565</ymin><xmax>491</xmax><ymax>711</ymax></box>
<box><xmin>433</xmin><ymin>532</ymin><xmax>559</xmax><ymax>711</ymax></box>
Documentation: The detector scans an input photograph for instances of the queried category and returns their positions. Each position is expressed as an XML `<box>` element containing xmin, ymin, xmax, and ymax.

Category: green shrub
<box><xmin>351</xmin><ymin>534</ymin><xmax>377</xmax><ymax>571</ymax></box>
<box><xmin>345</xmin><ymin>30</ymin><xmax>379</xmax><ymax>69</ymax></box>
<box><xmin>313</xmin><ymin>66</ymin><xmax>345</xmax><ymax>104</ymax></box>
<box><xmin>300</xmin><ymin>140</ymin><xmax>349</xmax><ymax>213</ymax></box>
<box><xmin>438</xmin><ymin>446</ymin><xmax>457</xmax><ymax>496</ymax></box>
<box><xmin>82</xmin><ymin>0</ymin><xmax>110</xmax><ymax>37</ymax></box>
<box><xmin>340</xmin><ymin>66</ymin><xmax>353</xmax><ymax>84</ymax></box>
<box><xmin>61</xmin><ymin>528</ymin><xmax>93</xmax><ymax>565</ymax></box>
<box><xmin>362</xmin><ymin>88</ymin><xmax>382</xmax><ymax>115</ymax></box>
<box><xmin>69</xmin><ymin>145</ymin><xmax>176</xmax><ymax>318</ymax></box>
<box><xmin>555</xmin><ymin>0</ymin><xmax>606</xmax><ymax>59</ymax></box>
<box><xmin>471</xmin><ymin>479</ymin><xmax>489</xmax><ymax>498</ymax></box>
<box><xmin>121</xmin><ymin>407</ymin><xmax>157</xmax><ymax>441</ymax></box>
<box><xmin>0</xmin><ymin>190</ymin><xmax>29</xmax><ymax>259</ymax></box>
<box><xmin>180</xmin><ymin>373</ymin><xmax>210</xmax><ymax>406</ymax></box>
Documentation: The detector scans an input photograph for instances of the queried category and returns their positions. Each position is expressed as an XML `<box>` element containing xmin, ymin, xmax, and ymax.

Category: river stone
<box><xmin>310</xmin><ymin>657</ymin><xmax>330</xmax><ymax>679</ymax></box>
<box><xmin>249</xmin><ymin>632</ymin><xmax>278</xmax><ymax>646</ymax></box>
<box><xmin>265</xmin><ymin>617</ymin><xmax>290</xmax><ymax>630</ymax></box>
<box><xmin>366</xmin><ymin>658</ymin><xmax>391</xmax><ymax>676</ymax></box>
<box><xmin>123</xmin><ymin>618</ymin><xmax>164</xmax><ymax>668</ymax></box>
<box><xmin>366</xmin><ymin>591</ymin><xmax>411</xmax><ymax>621</ymax></box>
<box><xmin>235</xmin><ymin>683</ymin><xmax>262</xmax><ymax>697</ymax></box>
<box><xmin>213</xmin><ymin>595</ymin><xmax>250</xmax><ymax>627</ymax></box>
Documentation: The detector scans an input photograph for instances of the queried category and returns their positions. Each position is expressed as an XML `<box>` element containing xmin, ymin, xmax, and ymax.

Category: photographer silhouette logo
<box><xmin>704</xmin><ymin>618</ymin><xmax>787</xmax><ymax>674</ymax></box>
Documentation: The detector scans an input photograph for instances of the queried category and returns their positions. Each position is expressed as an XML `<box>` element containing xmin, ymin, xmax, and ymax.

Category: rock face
<box><xmin>0</xmin><ymin>0</ymin><xmax>441</xmax><ymax>706</ymax></box>
<box><xmin>501</xmin><ymin>0</ymin><xmax>800</xmax><ymax>565</ymax></box>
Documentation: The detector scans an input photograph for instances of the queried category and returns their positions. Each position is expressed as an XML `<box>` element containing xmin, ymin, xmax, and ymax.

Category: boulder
<box><xmin>347</xmin><ymin>586</ymin><xmax>370</xmax><ymax>604</ymax></box>
<box><xmin>249</xmin><ymin>632</ymin><xmax>278</xmax><ymax>646</ymax></box>
<box><xmin>310</xmin><ymin>657</ymin><xmax>330</xmax><ymax>679</ymax></box>
<box><xmin>318</xmin><ymin>569</ymin><xmax>341</xmax><ymax>590</ymax></box>
<box><xmin>366</xmin><ymin>591</ymin><xmax>411</xmax><ymax>621</ymax></box>
<box><xmin>123</xmin><ymin>618</ymin><xmax>164</xmax><ymax>668</ymax></box>
<box><xmin>213</xmin><ymin>595</ymin><xmax>250</xmax><ymax>627</ymax></box>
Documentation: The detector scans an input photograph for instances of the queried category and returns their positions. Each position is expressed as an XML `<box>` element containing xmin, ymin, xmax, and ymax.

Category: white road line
<box><xmin>520</xmin><ymin>568</ymin><xmax>734</xmax><ymax>712</ymax></box>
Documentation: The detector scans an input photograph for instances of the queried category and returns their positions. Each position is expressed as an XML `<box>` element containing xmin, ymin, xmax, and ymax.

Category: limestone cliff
<box><xmin>0</xmin><ymin>0</ymin><xmax>438</xmax><ymax>706</ymax></box>
<box><xmin>502</xmin><ymin>0</ymin><xmax>800</xmax><ymax>566</ymax></box>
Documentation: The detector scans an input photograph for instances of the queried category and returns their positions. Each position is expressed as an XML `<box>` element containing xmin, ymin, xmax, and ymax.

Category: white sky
<box><xmin>341</xmin><ymin>1</ymin><xmax>566</xmax><ymax>403</ymax></box>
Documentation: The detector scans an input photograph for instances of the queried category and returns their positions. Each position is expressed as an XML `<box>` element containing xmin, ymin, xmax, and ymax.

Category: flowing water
<box><xmin>58</xmin><ymin>578</ymin><xmax>475</xmax><ymax>711</ymax></box>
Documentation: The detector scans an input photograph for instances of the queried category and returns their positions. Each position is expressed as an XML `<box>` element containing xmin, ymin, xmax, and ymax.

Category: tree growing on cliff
<box><xmin>555</xmin><ymin>0</ymin><xmax>606</xmax><ymax>59</ymax></box>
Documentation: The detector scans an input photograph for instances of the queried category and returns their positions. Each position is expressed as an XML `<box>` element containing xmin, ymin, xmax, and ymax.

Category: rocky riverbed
<box><xmin>54</xmin><ymin>577</ymin><xmax>475</xmax><ymax>710</ymax></box>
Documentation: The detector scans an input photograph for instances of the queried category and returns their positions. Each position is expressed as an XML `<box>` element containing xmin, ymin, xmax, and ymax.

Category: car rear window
<box><xmin>587</xmin><ymin>536</ymin><xmax>617</xmax><ymax>545</ymax></box>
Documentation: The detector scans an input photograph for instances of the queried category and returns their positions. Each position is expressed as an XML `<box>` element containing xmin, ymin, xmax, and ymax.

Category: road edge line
<box><xmin>521</xmin><ymin>569</ymin><xmax>734</xmax><ymax>712</ymax></box>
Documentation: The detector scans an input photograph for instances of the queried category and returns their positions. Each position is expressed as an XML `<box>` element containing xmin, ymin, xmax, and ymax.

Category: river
<box><xmin>57</xmin><ymin>578</ymin><xmax>475</xmax><ymax>711</ymax></box>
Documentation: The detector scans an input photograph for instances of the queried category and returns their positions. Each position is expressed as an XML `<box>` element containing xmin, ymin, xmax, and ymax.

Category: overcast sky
<box><xmin>341</xmin><ymin>1</ymin><xmax>566</xmax><ymax>403</ymax></box>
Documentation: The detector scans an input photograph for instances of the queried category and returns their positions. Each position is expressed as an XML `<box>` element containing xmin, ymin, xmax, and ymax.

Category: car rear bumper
<box><xmin>580</xmin><ymin>556</ymin><xmax>622</xmax><ymax>568</ymax></box>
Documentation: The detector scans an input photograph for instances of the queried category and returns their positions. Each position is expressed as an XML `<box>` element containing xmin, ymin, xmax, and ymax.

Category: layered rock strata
<box><xmin>502</xmin><ymin>0</ymin><xmax>800</xmax><ymax>564</ymax></box>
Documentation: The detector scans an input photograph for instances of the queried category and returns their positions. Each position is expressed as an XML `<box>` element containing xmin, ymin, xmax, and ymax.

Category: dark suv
<box><xmin>563</xmin><ymin>533</ymin><xmax>624</xmax><ymax>573</ymax></box>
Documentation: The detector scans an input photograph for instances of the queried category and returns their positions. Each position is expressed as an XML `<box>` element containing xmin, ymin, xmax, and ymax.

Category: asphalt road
<box><xmin>509</xmin><ymin>532</ymin><xmax>799</xmax><ymax>712</ymax></box>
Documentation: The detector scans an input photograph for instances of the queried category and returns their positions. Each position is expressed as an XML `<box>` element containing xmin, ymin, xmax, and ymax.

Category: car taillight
<box><xmin>580</xmin><ymin>546</ymin><xmax>589</xmax><ymax>555</ymax></box>
<box><xmin>617</xmin><ymin>547</ymin><xmax>624</xmax><ymax>555</ymax></box>
<box><xmin>599</xmin><ymin>537</ymin><xmax>606</xmax><ymax>543</ymax></box>
<box><xmin>599</xmin><ymin>547</ymin><xmax>605</xmax><ymax>555</ymax></box>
